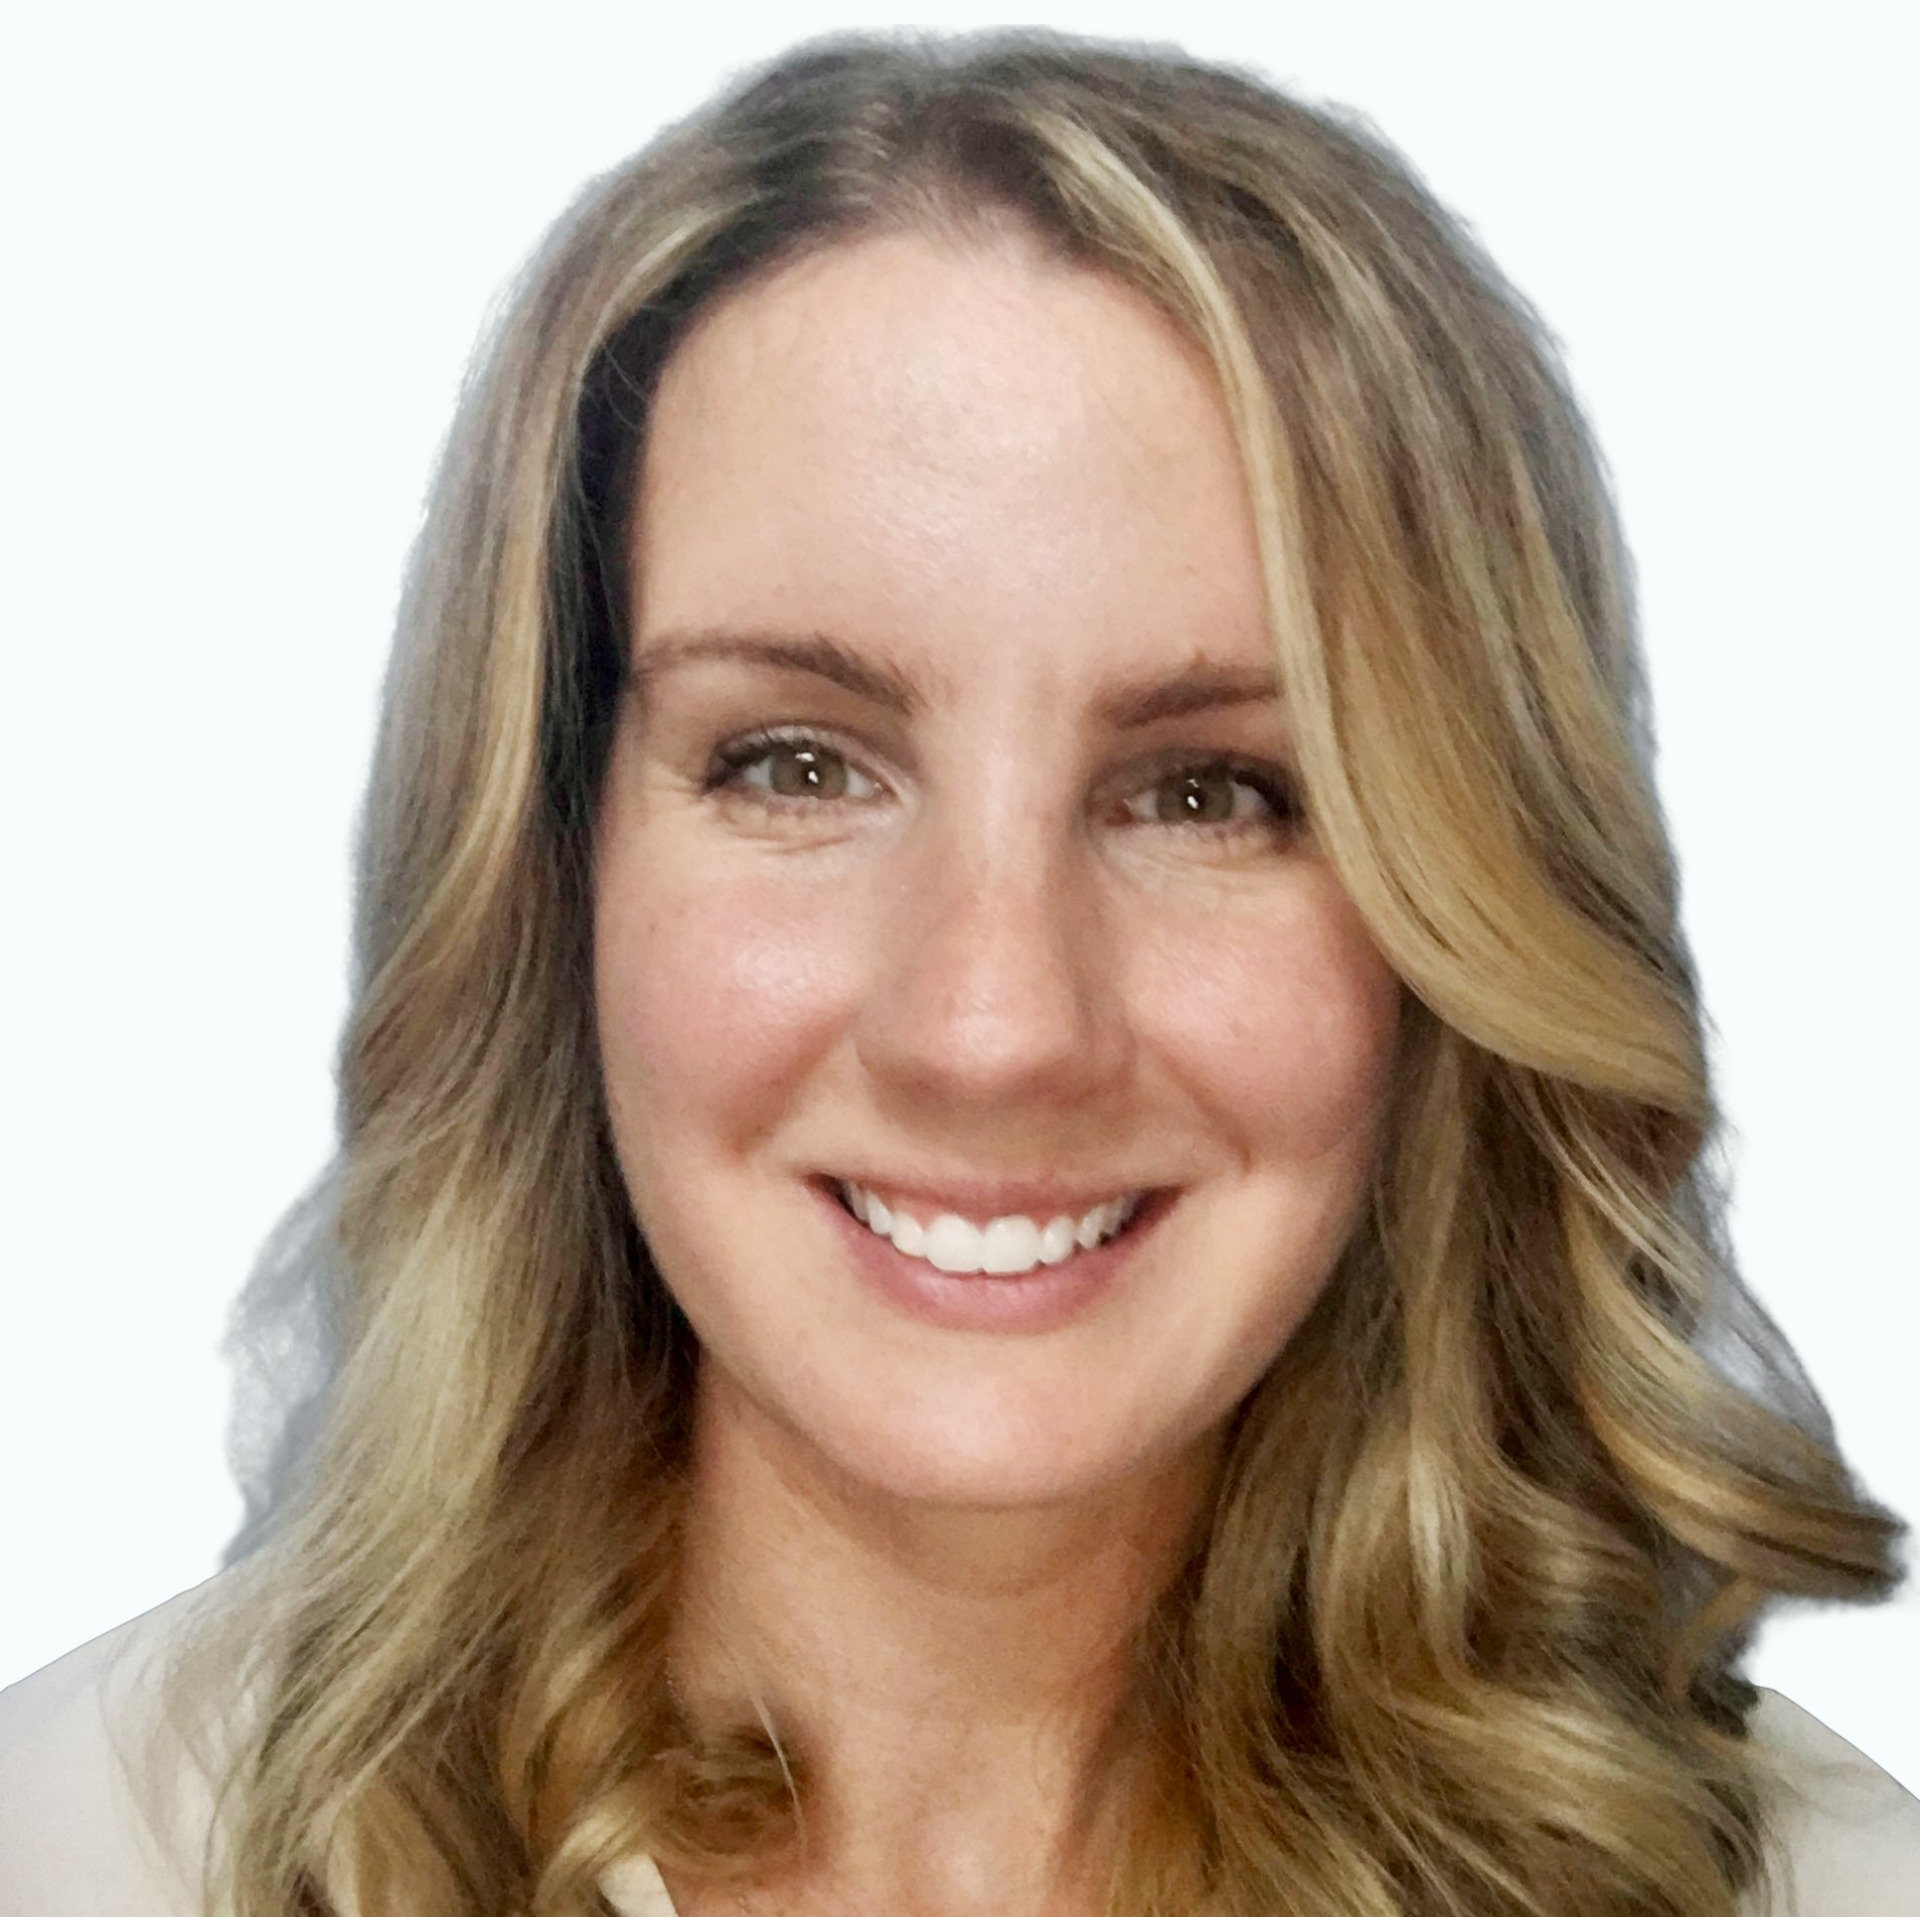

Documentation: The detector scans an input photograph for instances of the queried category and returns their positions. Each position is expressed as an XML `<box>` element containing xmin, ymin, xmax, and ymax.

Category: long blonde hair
<box><xmin>165</xmin><ymin>30</ymin><xmax>1904</xmax><ymax>1917</ymax></box>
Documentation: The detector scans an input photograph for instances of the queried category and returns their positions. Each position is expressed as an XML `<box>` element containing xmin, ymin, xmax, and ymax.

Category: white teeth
<box><xmin>1038</xmin><ymin>1216</ymin><xmax>1077</xmax><ymax>1264</ymax></box>
<box><xmin>838</xmin><ymin>1183</ymin><xmax>1145</xmax><ymax>1275</ymax></box>
<box><xmin>980</xmin><ymin>1216</ymin><xmax>1043</xmax><ymax>1274</ymax></box>
<box><xmin>925</xmin><ymin>1214</ymin><xmax>985</xmax><ymax>1273</ymax></box>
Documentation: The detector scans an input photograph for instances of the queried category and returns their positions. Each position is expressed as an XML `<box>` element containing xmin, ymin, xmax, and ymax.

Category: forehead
<box><xmin>628</xmin><ymin>225</ymin><xmax>1274</xmax><ymax>688</ymax></box>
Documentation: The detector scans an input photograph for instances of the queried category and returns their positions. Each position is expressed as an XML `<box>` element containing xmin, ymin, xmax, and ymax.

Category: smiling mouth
<box><xmin>822</xmin><ymin>1176</ymin><xmax>1165</xmax><ymax>1276</ymax></box>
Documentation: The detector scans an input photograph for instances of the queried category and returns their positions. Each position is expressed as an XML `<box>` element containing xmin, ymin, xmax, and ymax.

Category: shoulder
<box><xmin>0</xmin><ymin>1577</ymin><xmax>676</xmax><ymax>1917</ymax></box>
<box><xmin>0</xmin><ymin>1578</ymin><xmax>237</xmax><ymax>1917</ymax></box>
<box><xmin>4</xmin><ymin>1627</ymin><xmax>1907</xmax><ymax>1917</ymax></box>
<box><xmin>1744</xmin><ymin>1686</ymin><xmax>1920</xmax><ymax>1915</ymax></box>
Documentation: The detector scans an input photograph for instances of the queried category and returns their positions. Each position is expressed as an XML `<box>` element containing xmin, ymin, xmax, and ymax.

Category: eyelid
<box><xmin>703</xmin><ymin>724</ymin><xmax>893</xmax><ymax>800</ymax></box>
<box><xmin>1109</xmin><ymin>747</ymin><xmax>1302</xmax><ymax>824</ymax></box>
<box><xmin>703</xmin><ymin>729</ymin><xmax>1301</xmax><ymax>832</ymax></box>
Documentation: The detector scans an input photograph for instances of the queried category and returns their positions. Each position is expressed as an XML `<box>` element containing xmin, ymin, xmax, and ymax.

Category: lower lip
<box><xmin>809</xmin><ymin>1179</ymin><xmax>1174</xmax><ymax>1334</ymax></box>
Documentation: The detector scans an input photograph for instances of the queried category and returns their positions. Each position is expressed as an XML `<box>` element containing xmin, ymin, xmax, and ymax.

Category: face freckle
<box><xmin>592</xmin><ymin>222</ymin><xmax>1403</xmax><ymax>1511</ymax></box>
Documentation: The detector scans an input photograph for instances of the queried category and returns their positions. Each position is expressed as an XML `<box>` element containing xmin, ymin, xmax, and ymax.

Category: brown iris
<box><xmin>764</xmin><ymin>742</ymin><xmax>850</xmax><ymax>799</ymax></box>
<box><xmin>1156</xmin><ymin>766</ymin><xmax>1239</xmax><ymax>824</ymax></box>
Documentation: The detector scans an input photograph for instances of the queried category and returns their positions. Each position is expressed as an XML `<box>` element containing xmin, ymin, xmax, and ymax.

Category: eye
<box><xmin>703</xmin><ymin>729</ymin><xmax>883</xmax><ymax>806</ymax></box>
<box><xmin>1117</xmin><ymin>758</ymin><xmax>1303</xmax><ymax>838</ymax></box>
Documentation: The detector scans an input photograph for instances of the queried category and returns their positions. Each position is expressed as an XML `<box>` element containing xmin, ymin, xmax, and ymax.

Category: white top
<box><xmin>2</xmin><ymin>1580</ymin><xmax>1914</xmax><ymax>1915</ymax></box>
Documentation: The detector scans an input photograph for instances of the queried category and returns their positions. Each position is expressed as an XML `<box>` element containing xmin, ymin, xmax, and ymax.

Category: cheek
<box><xmin>593</xmin><ymin>849</ymin><xmax>867</xmax><ymax>1149</ymax></box>
<box><xmin>1132</xmin><ymin>873</ymin><xmax>1402</xmax><ymax>1157</ymax></box>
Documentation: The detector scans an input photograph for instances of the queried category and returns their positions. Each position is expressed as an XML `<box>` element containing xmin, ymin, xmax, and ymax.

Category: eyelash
<box><xmin>701</xmin><ymin>726</ymin><xmax>1304</xmax><ymax>841</ymax></box>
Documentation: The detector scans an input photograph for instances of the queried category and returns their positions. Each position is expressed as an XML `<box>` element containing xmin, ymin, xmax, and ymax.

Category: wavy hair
<box><xmin>160</xmin><ymin>29</ymin><xmax>1904</xmax><ymax>1917</ymax></box>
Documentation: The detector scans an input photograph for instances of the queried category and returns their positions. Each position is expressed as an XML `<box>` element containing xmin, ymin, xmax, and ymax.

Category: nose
<box><xmin>852</xmin><ymin>818</ymin><xmax>1134</xmax><ymax>1117</ymax></box>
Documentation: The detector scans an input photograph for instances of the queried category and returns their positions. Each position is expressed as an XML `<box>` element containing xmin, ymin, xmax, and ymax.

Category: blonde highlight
<box><xmin>156</xmin><ymin>30</ymin><xmax>1902</xmax><ymax>1917</ymax></box>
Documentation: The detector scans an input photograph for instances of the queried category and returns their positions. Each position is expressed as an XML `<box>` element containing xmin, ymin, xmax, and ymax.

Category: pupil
<box><xmin>1164</xmin><ymin>768</ymin><xmax>1232</xmax><ymax>824</ymax></box>
<box><xmin>771</xmin><ymin>744</ymin><xmax>843</xmax><ymax>799</ymax></box>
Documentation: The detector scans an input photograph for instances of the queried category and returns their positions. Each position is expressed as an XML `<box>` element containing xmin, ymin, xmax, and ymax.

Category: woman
<box><xmin>1</xmin><ymin>29</ymin><xmax>1913</xmax><ymax>1917</ymax></box>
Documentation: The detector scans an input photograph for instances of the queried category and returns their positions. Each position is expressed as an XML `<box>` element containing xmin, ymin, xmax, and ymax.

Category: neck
<box><xmin>663</xmin><ymin>1361</ymin><xmax>1217</xmax><ymax>1917</ymax></box>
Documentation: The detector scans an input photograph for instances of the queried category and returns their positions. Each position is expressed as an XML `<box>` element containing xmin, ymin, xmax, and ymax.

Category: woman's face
<box><xmin>594</xmin><ymin>222</ymin><xmax>1403</xmax><ymax>1509</ymax></box>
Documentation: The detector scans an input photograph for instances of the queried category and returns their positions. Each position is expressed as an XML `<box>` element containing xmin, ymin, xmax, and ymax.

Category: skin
<box><xmin>592</xmin><ymin>218</ymin><xmax>1404</xmax><ymax>1916</ymax></box>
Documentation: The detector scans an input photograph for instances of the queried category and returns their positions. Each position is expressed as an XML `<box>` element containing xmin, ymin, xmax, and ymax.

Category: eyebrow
<box><xmin>627</xmin><ymin>630</ymin><xmax>1283</xmax><ymax>727</ymax></box>
<box><xmin>629</xmin><ymin>631</ymin><xmax>927</xmax><ymax>715</ymax></box>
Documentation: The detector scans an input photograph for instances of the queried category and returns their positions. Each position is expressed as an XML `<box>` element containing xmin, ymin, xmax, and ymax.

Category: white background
<box><xmin>3</xmin><ymin>1</ymin><xmax>1913</xmax><ymax>1789</ymax></box>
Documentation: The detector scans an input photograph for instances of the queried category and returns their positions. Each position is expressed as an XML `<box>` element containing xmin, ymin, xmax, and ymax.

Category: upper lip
<box><xmin>820</xmin><ymin>1171</ymin><xmax>1164</xmax><ymax>1226</ymax></box>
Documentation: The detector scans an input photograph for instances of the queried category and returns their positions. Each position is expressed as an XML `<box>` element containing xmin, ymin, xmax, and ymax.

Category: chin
<box><xmin>740</xmin><ymin>1360</ymin><xmax>1219</xmax><ymax>1516</ymax></box>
